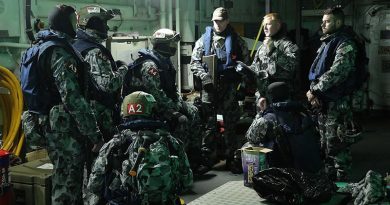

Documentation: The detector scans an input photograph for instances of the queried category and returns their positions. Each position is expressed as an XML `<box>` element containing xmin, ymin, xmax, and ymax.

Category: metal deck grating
<box><xmin>188</xmin><ymin>181</ymin><xmax>268</xmax><ymax>205</ymax></box>
<box><xmin>187</xmin><ymin>180</ymin><xmax>357</xmax><ymax>205</ymax></box>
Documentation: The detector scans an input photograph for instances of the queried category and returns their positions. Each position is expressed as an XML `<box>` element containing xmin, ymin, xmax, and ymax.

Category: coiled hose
<box><xmin>0</xmin><ymin>65</ymin><xmax>24</xmax><ymax>156</ymax></box>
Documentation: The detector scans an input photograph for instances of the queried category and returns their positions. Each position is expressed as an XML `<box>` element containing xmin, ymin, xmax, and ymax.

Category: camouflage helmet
<box><xmin>121</xmin><ymin>91</ymin><xmax>156</xmax><ymax>118</ymax></box>
<box><xmin>77</xmin><ymin>5</ymin><xmax>114</xmax><ymax>28</ymax></box>
<box><xmin>151</xmin><ymin>28</ymin><xmax>181</xmax><ymax>56</ymax></box>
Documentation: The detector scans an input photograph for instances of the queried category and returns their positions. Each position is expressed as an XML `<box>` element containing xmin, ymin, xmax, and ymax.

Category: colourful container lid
<box><xmin>0</xmin><ymin>149</ymin><xmax>10</xmax><ymax>167</ymax></box>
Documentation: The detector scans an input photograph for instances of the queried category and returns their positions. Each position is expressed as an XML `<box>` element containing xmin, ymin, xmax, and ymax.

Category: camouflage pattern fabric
<box><xmin>245</xmin><ymin>115</ymin><xmax>273</xmax><ymax>145</ymax></box>
<box><xmin>21</xmin><ymin>111</ymin><xmax>48</xmax><ymax>149</ymax></box>
<box><xmin>126</xmin><ymin>130</ymin><xmax>193</xmax><ymax>204</ymax></box>
<box><xmin>81</xmin><ymin>29</ymin><xmax>128</xmax><ymax>139</ymax></box>
<box><xmin>338</xmin><ymin>170</ymin><xmax>386</xmax><ymax>205</ymax></box>
<box><xmin>190</xmin><ymin>30</ymin><xmax>250</xmax><ymax>78</ymax></box>
<box><xmin>88</xmin><ymin>128</ymin><xmax>193</xmax><ymax>205</ymax></box>
<box><xmin>317</xmin><ymin>99</ymin><xmax>353</xmax><ymax>181</ymax></box>
<box><xmin>249</xmin><ymin>37</ymin><xmax>299</xmax><ymax>100</ymax></box>
<box><xmin>24</xmin><ymin>31</ymin><xmax>103</xmax><ymax>205</ymax></box>
<box><xmin>131</xmin><ymin>52</ymin><xmax>181</xmax><ymax>112</ymax></box>
<box><xmin>189</xmin><ymin>28</ymin><xmax>250</xmax><ymax>162</ymax></box>
<box><xmin>87</xmin><ymin>130</ymin><xmax>131</xmax><ymax>204</ymax></box>
<box><xmin>310</xmin><ymin>32</ymin><xmax>358</xmax><ymax>181</ymax></box>
<box><xmin>129</xmin><ymin>50</ymin><xmax>202</xmax><ymax>151</ymax></box>
<box><xmin>310</xmin><ymin>35</ymin><xmax>357</xmax><ymax>93</ymax></box>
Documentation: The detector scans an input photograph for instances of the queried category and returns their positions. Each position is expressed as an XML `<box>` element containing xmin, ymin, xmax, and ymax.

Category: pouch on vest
<box><xmin>21</xmin><ymin>111</ymin><xmax>47</xmax><ymax>148</ymax></box>
<box><xmin>129</xmin><ymin>132</ymin><xmax>191</xmax><ymax>204</ymax></box>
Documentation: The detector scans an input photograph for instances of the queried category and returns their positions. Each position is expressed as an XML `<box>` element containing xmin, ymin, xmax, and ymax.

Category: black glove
<box><xmin>235</xmin><ymin>61</ymin><xmax>254</xmax><ymax>76</ymax></box>
<box><xmin>173</xmin><ymin>112</ymin><xmax>188</xmax><ymax>124</ymax></box>
<box><xmin>235</xmin><ymin>61</ymin><xmax>247</xmax><ymax>73</ymax></box>
<box><xmin>167</xmin><ymin>112</ymin><xmax>188</xmax><ymax>131</ymax></box>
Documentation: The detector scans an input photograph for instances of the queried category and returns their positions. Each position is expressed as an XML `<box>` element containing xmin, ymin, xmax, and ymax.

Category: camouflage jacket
<box><xmin>309</xmin><ymin>31</ymin><xmax>357</xmax><ymax>100</ymax></box>
<box><xmin>132</xmin><ymin>50</ymin><xmax>182</xmax><ymax>113</ymax></box>
<box><xmin>79</xmin><ymin>29</ymin><xmax>128</xmax><ymax>96</ymax></box>
<box><xmin>189</xmin><ymin>26</ymin><xmax>250</xmax><ymax>80</ymax></box>
<box><xmin>246</xmin><ymin>115</ymin><xmax>274</xmax><ymax>145</ymax></box>
<box><xmin>249</xmin><ymin>36</ymin><xmax>299</xmax><ymax>96</ymax></box>
<box><xmin>46</xmin><ymin>30</ymin><xmax>102</xmax><ymax>144</ymax></box>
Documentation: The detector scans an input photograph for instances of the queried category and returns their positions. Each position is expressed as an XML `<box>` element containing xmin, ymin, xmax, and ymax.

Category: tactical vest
<box><xmin>308</xmin><ymin>29</ymin><xmax>366</xmax><ymax>102</ymax></box>
<box><xmin>123</xmin><ymin>49</ymin><xmax>177</xmax><ymax>100</ymax></box>
<box><xmin>73</xmin><ymin>30</ymin><xmax>117</xmax><ymax>70</ymax></box>
<box><xmin>20</xmin><ymin>30</ymin><xmax>85</xmax><ymax>114</ymax></box>
<box><xmin>309</xmin><ymin>35</ymin><xmax>348</xmax><ymax>81</ymax></box>
<box><xmin>73</xmin><ymin>30</ymin><xmax>118</xmax><ymax>107</ymax></box>
<box><xmin>204</xmin><ymin>26</ymin><xmax>234</xmax><ymax>70</ymax></box>
<box><xmin>203</xmin><ymin>26</ymin><xmax>241</xmax><ymax>82</ymax></box>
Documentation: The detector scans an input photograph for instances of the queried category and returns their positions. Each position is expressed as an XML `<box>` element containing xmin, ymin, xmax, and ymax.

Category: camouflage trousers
<box><xmin>173</xmin><ymin>101</ymin><xmax>204</xmax><ymax>167</ymax></box>
<box><xmin>318</xmin><ymin>98</ymin><xmax>353</xmax><ymax>181</ymax></box>
<box><xmin>45</xmin><ymin>105</ymin><xmax>87</xmax><ymax>205</ymax></box>
<box><xmin>91</xmin><ymin>101</ymin><xmax>117</xmax><ymax>142</ymax></box>
<box><xmin>201</xmin><ymin>83</ymin><xmax>241</xmax><ymax>164</ymax></box>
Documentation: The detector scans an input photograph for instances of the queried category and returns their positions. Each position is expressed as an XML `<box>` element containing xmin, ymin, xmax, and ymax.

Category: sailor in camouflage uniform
<box><xmin>87</xmin><ymin>91</ymin><xmax>193</xmax><ymax>205</ymax></box>
<box><xmin>121</xmin><ymin>28</ymin><xmax>204</xmax><ymax>173</ymax></box>
<box><xmin>74</xmin><ymin>5</ymin><xmax>128</xmax><ymax>141</ymax></box>
<box><xmin>21</xmin><ymin>5</ymin><xmax>104</xmax><ymax>205</ymax></box>
<box><xmin>246</xmin><ymin>82</ymin><xmax>322</xmax><ymax>173</ymax></box>
<box><xmin>307</xmin><ymin>8</ymin><xmax>358</xmax><ymax>181</ymax></box>
<box><xmin>190</xmin><ymin>7</ymin><xmax>250</xmax><ymax>169</ymax></box>
<box><xmin>239</xmin><ymin>13</ymin><xmax>299</xmax><ymax>109</ymax></box>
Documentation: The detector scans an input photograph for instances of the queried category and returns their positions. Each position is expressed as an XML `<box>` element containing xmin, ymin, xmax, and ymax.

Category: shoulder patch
<box><xmin>339</xmin><ymin>43</ymin><xmax>354</xmax><ymax>55</ymax></box>
<box><xmin>65</xmin><ymin>61</ymin><xmax>77</xmax><ymax>74</ymax></box>
<box><xmin>147</xmin><ymin>66</ymin><xmax>159</xmax><ymax>76</ymax></box>
<box><xmin>97</xmin><ymin>50</ymin><xmax>108</xmax><ymax>61</ymax></box>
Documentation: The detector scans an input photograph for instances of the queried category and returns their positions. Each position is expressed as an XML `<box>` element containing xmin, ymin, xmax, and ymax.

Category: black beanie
<box><xmin>48</xmin><ymin>5</ymin><xmax>76</xmax><ymax>38</ymax></box>
<box><xmin>267</xmin><ymin>81</ymin><xmax>290</xmax><ymax>102</ymax></box>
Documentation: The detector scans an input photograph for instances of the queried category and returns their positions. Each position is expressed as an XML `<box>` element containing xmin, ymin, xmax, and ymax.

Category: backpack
<box><xmin>127</xmin><ymin>130</ymin><xmax>192</xmax><ymax>204</ymax></box>
<box><xmin>351</xmin><ymin>33</ymin><xmax>369</xmax><ymax>90</ymax></box>
<box><xmin>20</xmin><ymin>39</ymin><xmax>74</xmax><ymax>114</ymax></box>
<box><xmin>339</xmin><ymin>30</ymin><xmax>369</xmax><ymax>96</ymax></box>
<box><xmin>263</xmin><ymin>103</ymin><xmax>323</xmax><ymax>173</ymax></box>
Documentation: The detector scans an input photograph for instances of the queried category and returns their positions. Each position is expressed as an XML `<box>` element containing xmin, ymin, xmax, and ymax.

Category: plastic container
<box><xmin>0</xmin><ymin>149</ymin><xmax>11</xmax><ymax>205</ymax></box>
<box><xmin>240</xmin><ymin>146</ymin><xmax>272</xmax><ymax>187</ymax></box>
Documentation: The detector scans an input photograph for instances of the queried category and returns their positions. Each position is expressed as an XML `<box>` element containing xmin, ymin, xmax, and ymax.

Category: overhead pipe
<box><xmin>175</xmin><ymin>0</ymin><xmax>181</xmax><ymax>93</ymax></box>
<box><xmin>19</xmin><ymin>0</ymin><xmax>27</xmax><ymax>44</ymax></box>
<box><xmin>25</xmin><ymin>0</ymin><xmax>35</xmax><ymax>43</ymax></box>
<box><xmin>160</xmin><ymin>0</ymin><xmax>167</xmax><ymax>28</ymax></box>
<box><xmin>265</xmin><ymin>0</ymin><xmax>271</xmax><ymax>14</ymax></box>
<box><xmin>168</xmin><ymin>0</ymin><xmax>173</xmax><ymax>29</ymax></box>
<box><xmin>0</xmin><ymin>42</ymin><xmax>31</xmax><ymax>49</ymax></box>
<box><xmin>133</xmin><ymin>0</ymin><xmax>137</xmax><ymax>17</ymax></box>
<box><xmin>295</xmin><ymin>0</ymin><xmax>302</xmax><ymax>48</ymax></box>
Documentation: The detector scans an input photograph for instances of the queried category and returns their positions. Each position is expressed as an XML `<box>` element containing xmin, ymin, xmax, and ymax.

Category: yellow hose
<box><xmin>250</xmin><ymin>21</ymin><xmax>264</xmax><ymax>58</ymax></box>
<box><xmin>0</xmin><ymin>65</ymin><xmax>24</xmax><ymax>156</ymax></box>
